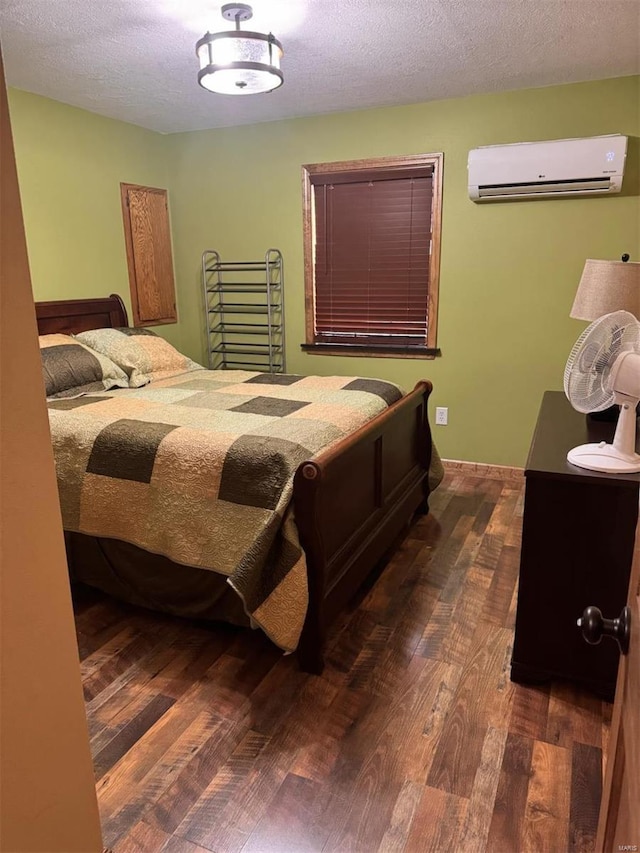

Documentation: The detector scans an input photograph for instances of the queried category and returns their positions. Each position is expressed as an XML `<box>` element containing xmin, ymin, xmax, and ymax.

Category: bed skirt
<box><xmin>65</xmin><ymin>532</ymin><xmax>251</xmax><ymax>628</ymax></box>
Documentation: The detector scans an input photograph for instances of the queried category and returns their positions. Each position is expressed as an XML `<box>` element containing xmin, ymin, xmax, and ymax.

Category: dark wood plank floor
<box><xmin>75</xmin><ymin>471</ymin><xmax>611</xmax><ymax>853</ymax></box>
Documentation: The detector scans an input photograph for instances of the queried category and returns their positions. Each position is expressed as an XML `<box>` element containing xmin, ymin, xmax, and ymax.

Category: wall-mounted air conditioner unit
<box><xmin>468</xmin><ymin>134</ymin><xmax>627</xmax><ymax>202</ymax></box>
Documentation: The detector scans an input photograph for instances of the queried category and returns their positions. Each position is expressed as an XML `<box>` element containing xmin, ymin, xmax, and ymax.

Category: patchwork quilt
<box><xmin>47</xmin><ymin>369</ymin><xmax>425</xmax><ymax>651</ymax></box>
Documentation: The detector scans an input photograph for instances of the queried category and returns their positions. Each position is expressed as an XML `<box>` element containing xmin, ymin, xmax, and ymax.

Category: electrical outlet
<box><xmin>435</xmin><ymin>406</ymin><xmax>448</xmax><ymax>425</ymax></box>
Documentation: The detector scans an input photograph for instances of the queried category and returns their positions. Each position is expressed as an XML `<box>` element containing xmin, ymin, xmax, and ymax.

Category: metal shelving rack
<box><xmin>202</xmin><ymin>248</ymin><xmax>285</xmax><ymax>373</ymax></box>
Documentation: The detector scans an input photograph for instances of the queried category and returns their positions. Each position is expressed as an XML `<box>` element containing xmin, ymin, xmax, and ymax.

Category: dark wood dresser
<box><xmin>511</xmin><ymin>391</ymin><xmax>640</xmax><ymax>700</ymax></box>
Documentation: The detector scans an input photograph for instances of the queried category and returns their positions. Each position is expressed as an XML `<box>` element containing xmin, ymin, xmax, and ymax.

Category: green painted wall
<box><xmin>7</xmin><ymin>89</ymin><xmax>183</xmax><ymax>349</ymax></box>
<box><xmin>166</xmin><ymin>75</ymin><xmax>640</xmax><ymax>466</ymax></box>
<box><xmin>9</xmin><ymin>76</ymin><xmax>640</xmax><ymax>466</ymax></box>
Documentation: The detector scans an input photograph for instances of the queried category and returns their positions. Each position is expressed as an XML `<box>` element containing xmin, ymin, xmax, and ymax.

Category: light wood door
<box><xmin>121</xmin><ymin>183</ymin><xmax>177</xmax><ymax>326</ymax></box>
<box><xmin>0</xmin><ymin>47</ymin><xmax>103</xmax><ymax>853</ymax></box>
<box><xmin>596</xmin><ymin>520</ymin><xmax>640</xmax><ymax>851</ymax></box>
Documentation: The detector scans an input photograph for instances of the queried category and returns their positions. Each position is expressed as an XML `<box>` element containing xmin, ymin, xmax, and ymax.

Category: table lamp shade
<box><xmin>571</xmin><ymin>259</ymin><xmax>640</xmax><ymax>320</ymax></box>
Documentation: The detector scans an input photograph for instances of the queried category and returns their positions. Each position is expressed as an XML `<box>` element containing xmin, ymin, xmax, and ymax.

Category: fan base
<box><xmin>567</xmin><ymin>443</ymin><xmax>640</xmax><ymax>474</ymax></box>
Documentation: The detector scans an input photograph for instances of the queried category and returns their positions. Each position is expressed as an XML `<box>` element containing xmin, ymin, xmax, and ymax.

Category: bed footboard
<box><xmin>294</xmin><ymin>380</ymin><xmax>434</xmax><ymax>673</ymax></box>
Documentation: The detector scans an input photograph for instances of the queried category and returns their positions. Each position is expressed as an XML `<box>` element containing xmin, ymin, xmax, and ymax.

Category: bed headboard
<box><xmin>35</xmin><ymin>294</ymin><xmax>129</xmax><ymax>335</ymax></box>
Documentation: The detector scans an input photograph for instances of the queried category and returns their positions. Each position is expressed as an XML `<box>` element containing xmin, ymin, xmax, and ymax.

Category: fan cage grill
<box><xmin>564</xmin><ymin>310</ymin><xmax>640</xmax><ymax>413</ymax></box>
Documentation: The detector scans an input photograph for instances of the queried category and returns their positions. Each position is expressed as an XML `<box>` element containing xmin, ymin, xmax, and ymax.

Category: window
<box><xmin>302</xmin><ymin>154</ymin><xmax>443</xmax><ymax>358</ymax></box>
<box><xmin>120</xmin><ymin>183</ymin><xmax>177</xmax><ymax>326</ymax></box>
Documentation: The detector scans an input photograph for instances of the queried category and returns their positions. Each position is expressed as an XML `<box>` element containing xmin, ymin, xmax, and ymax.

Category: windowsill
<box><xmin>300</xmin><ymin>342</ymin><xmax>441</xmax><ymax>359</ymax></box>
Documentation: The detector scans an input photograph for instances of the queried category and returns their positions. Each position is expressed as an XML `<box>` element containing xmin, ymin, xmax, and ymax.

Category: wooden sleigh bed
<box><xmin>36</xmin><ymin>294</ymin><xmax>435</xmax><ymax>672</ymax></box>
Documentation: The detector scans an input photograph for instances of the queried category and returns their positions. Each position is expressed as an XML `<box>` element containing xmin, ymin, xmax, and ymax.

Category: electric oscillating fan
<box><xmin>564</xmin><ymin>309</ymin><xmax>640</xmax><ymax>473</ymax></box>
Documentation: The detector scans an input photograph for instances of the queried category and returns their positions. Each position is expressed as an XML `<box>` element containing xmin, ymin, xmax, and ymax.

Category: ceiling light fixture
<box><xmin>196</xmin><ymin>3</ymin><xmax>284</xmax><ymax>96</ymax></box>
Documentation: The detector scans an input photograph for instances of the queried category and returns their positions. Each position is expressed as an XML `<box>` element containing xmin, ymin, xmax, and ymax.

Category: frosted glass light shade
<box><xmin>196</xmin><ymin>30</ymin><xmax>283</xmax><ymax>95</ymax></box>
<box><xmin>571</xmin><ymin>259</ymin><xmax>640</xmax><ymax>320</ymax></box>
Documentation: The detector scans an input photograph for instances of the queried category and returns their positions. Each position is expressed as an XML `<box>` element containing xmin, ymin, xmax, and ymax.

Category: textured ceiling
<box><xmin>1</xmin><ymin>0</ymin><xmax>639</xmax><ymax>133</ymax></box>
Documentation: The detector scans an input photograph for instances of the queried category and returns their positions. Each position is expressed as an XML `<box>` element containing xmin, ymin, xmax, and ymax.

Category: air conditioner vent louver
<box><xmin>478</xmin><ymin>178</ymin><xmax>612</xmax><ymax>199</ymax></box>
<box><xmin>468</xmin><ymin>135</ymin><xmax>626</xmax><ymax>202</ymax></box>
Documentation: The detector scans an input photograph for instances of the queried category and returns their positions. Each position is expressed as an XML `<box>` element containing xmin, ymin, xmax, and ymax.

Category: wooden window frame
<box><xmin>120</xmin><ymin>183</ymin><xmax>177</xmax><ymax>327</ymax></box>
<box><xmin>301</xmin><ymin>153</ymin><xmax>443</xmax><ymax>359</ymax></box>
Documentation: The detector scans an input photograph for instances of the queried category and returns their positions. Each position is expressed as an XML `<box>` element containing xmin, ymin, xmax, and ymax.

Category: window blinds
<box><xmin>312</xmin><ymin>168</ymin><xmax>433</xmax><ymax>346</ymax></box>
